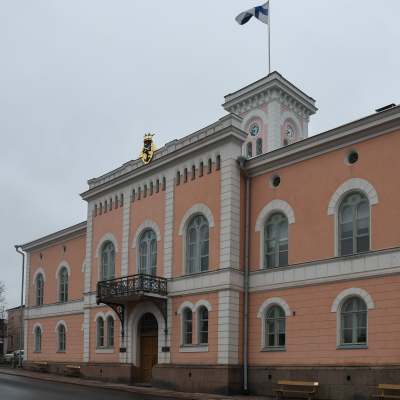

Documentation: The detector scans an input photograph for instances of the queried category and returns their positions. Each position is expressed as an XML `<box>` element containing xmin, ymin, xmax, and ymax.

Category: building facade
<box><xmin>20</xmin><ymin>72</ymin><xmax>400</xmax><ymax>399</ymax></box>
<box><xmin>6</xmin><ymin>306</ymin><xmax>24</xmax><ymax>354</ymax></box>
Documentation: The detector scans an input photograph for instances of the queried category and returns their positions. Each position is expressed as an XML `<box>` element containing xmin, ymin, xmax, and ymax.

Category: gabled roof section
<box><xmin>20</xmin><ymin>221</ymin><xmax>87</xmax><ymax>252</ymax></box>
<box><xmin>223</xmin><ymin>71</ymin><xmax>317</xmax><ymax>117</ymax></box>
<box><xmin>81</xmin><ymin>113</ymin><xmax>246</xmax><ymax>201</ymax></box>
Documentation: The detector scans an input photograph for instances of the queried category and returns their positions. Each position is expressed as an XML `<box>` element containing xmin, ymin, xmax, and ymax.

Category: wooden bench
<box><xmin>274</xmin><ymin>380</ymin><xmax>319</xmax><ymax>400</ymax></box>
<box><xmin>33</xmin><ymin>361</ymin><xmax>49</xmax><ymax>373</ymax></box>
<box><xmin>64</xmin><ymin>364</ymin><xmax>81</xmax><ymax>377</ymax></box>
<box><xmin>373</xmin><ymin>384</ymin><xmax>400</xmax><ymax>400</ymax></box>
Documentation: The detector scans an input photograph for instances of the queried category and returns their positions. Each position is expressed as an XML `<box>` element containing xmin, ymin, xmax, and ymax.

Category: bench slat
<box><xmin>379</xmin><ymin>384</ymin><xmax>400</xmax><ymax>390</ymax></box>
<box><xmin>277</xmin><ymin>380</ymin><xmax>319</xmax><ymax>387</ymax></box>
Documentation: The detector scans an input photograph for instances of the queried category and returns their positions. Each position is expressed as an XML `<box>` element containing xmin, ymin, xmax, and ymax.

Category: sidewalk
<box><xmin>0</xmin><ymin>366</ymin><xmax>271</xmax><ymax>400</ymax></box>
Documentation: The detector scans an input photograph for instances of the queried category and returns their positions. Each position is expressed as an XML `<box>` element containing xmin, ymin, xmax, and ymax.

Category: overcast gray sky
<box><xmin>1</xmin><ymin>1</ymin><xmax>399</xmax><ymax>309</ymax></box>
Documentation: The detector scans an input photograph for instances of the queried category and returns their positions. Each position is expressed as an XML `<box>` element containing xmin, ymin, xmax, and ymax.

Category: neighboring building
<box><xmin>7</xmin><ymin>306</ymin><xmax>24</xmax><ymax>353</ymax></box>
<box><xmin>0</xmin><ymin>308</ymin><xmax>6</xmax><ymax>355</ymax></box>
<box><xmin>20</xmin><ymin>71</ymin><xmax>400</xmax><ymax>399</ymax></box>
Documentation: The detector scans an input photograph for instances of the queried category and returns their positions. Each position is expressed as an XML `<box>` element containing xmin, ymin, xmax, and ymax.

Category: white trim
<box><xmin>168</xmin><ymin>268</ymin><xmax>244</xmax><ymax>296</ymax></box>
<box><xmin>55</xmin><ymin>261</ymin><xmax>71</xmax><ymax>279</ymax></box>
<box><xmin>177</xmin><ymin>301</ymin><xmax>195</xmax><ymax>315</ymax></box>
<box><xmin>132</xmin><ymin>219</ymin><xmax>161</xmax><ymax>248</ymax></box>
<box><xmin>32</xmin><ymin>267</ymin><xmax>46</xmax><ymax>283</ymax></box>
<box><xmin>105</xmin><ymin>311</ymin><xmax>116</xmax><ymax>321</ymax></box>
<box><xmin>55</xmin><ymin>320</ymin><xmax>68</xmax><ymax>333</ymax></box>
<box><xmin>25</xmin><ymin>300</ymin><xmax>83</xmax><ymax>319</ymax></box>
<box><xmin>95</xmin><ymin>233</ymin><xmax>118</xmax><ymax>258</ymax></box>
<box><xmin>327</xmin><ymin>178</ymin><xmax>379</xmax><ymax>216</ymax></box>
<box><xmin>331</xmin><ymin>287</ymin><xmax>375</xmax><ymax>313</ymax></box>
<box><xmin>179</xmin><ymin>345</ymin><xmax>208</xmax><ymax>353</ymax></box>
<box><xmin>194</xmin><ymin>299</ymin><xmax>212</xmax><ymax>312</ymax></box>
<box><xmin>257</xmin><ymin>297</ymin><xmax>291</xmax><ymax>318</ymax></box>
<box><xmin>178</xmin><ymin>203</ymin><xmax>215</xmax><ymax>236</ymax></box>
<box><xmin>250</xmin><ymin>248</ymin><xmax>400</xmax><ymax>293</ymax></box>
<box><xmin>255</xmin><ymin>199</ymin><xmax>295</xmax><ymax>230</ymax></box>
<box><xmin>95</xmin><ymin>348</ymin><xmax>115</xmax><ymax>354</ymax></box>
<box><xmin>94</xmin><ymin>311</ymin><xmax>105</xmax><ymax>322</ymax></box>
<box><xmin>32</xmin><ymin>322</ymin><xmax>43</xmax><ymax>334</ymax></box>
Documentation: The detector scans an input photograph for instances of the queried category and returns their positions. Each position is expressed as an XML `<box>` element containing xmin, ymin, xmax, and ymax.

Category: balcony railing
<box><xmin>96</xmin><ymin>273</ymin><xmax>168</xmax><ymax>304</ymax></box>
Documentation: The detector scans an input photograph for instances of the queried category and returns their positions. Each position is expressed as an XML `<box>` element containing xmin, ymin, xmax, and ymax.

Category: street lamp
<box><xmin>14</xmin><ymin>245</ymin><xmax>25</xmax><ymax>368</ymax></box>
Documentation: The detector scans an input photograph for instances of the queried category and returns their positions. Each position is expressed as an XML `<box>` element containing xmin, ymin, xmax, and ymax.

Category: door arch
<box><xmin>127</xmin><ymin>301</ymin><xmax>165</xmax><ymax>366</ymax></box>
<box><xmin>138</xmin><ymin>313</ymin><xmax>158</xmax><ymax>382</ymax></box>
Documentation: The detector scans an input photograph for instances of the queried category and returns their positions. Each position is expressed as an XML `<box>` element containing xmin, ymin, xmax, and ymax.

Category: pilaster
<box><xmin>219</xmin><ymin>145</ymin><xmax>241</xmax><ymax>270</ymax></box>
<box><xmin>163</xmin><ymin>172</ymin><xmax>175</xmax><ymax>279</ymax></box>
<box><xmin>121</xmin><ymin>187</ymin><xmax>131</xmax><ymax>277</ymax></box>
<box><xmin>217</xmin><ymin>289</ymin><xmax>240</xmax><ymax>364</ymax></box>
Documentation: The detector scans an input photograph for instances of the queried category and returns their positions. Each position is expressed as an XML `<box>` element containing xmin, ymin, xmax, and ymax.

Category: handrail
<box><xmin>96</xmin><ymin>273</ymin><xmax>167</xmax><ymax>302</ymax></box>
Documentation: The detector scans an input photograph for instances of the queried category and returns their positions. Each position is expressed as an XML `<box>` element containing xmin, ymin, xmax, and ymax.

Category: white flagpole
<box><xmin>268</xmin><ymin>0</ymin><xmax>271</xmax><ymax>74</ymax></box>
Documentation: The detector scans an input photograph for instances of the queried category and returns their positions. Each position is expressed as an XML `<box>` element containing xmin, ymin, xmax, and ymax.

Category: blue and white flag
<box><xmin>235</xmin><ymin>2</ymin><xmax>269</xmax><ymax>25</ymax></box>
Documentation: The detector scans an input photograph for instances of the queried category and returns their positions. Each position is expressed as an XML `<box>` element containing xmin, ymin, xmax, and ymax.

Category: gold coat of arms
<box><xmin>139</xmin><ymin>133</ymin><xmax>156</xmax><ymax>165</ymax></box>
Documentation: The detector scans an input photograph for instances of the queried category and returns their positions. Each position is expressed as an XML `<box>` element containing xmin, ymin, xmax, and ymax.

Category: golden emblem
<box><xmin>139</xmin><ymin>133</ymin><xmax>156</xmax><ymax>165</ymax></box>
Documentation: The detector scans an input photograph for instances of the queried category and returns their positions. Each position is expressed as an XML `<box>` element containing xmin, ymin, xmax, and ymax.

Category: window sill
<box><xmin>179</xmin><ymin>344</ymin><xmax>208</xmax><ymax>353</ymax></box>
<box><xmin>337</xmin><ymin>344</ymin><xmax>368</xmax><ymax>350</ymax></box>
<box><xmin>56</xmin><ymin>350</ymin><xmax>66</xmax><ymax>353</ymax></box>
<box><xmin>95</xmin><ymin>348</ymin><xmax>115</xmax><ymax>354</ymax></box>
<box><xmin>261</xmin><ymin>347</ymin><xmax>286</xmax><ymax>352</ymax></box>
<box><xmin>33</xmin><ymin>351</ymin><xmax>42</xmax><ymax>354</ymax></box>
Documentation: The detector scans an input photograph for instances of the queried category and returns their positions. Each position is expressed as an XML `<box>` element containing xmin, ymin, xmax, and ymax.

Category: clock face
<box><xmin>249</xmin><ymin>123</ymin><xmax>260</xmax><ymax>137</ymax></box>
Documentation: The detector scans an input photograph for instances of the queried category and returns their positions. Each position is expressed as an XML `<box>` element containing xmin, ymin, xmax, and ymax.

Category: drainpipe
<box><xmin>238</xmin><ymin>156</ymin><xmax>250</xmax><ymax>394</ymax></box>
<box><xmin>15</xmin><ymin>245</ymin><xmax>25</xmax><ymax>368</ymax></box>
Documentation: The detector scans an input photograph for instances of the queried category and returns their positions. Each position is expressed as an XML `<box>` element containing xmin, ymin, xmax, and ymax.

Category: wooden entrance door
<box><xmin>139</xmin><ymin>313</ymin><xmax>158</xmax><ymax>383</ymax></box>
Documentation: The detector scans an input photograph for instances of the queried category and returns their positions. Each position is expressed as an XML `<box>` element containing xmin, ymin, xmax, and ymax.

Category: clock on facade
<box><xmin>249</xmin><ymin>123</ymin><xmax>260</xmax><ymax>136</ymax></box>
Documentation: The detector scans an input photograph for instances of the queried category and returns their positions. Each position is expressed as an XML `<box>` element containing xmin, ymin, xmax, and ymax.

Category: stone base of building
<box><xmin>152</xmin><ymin>364</ymin><xmax>243</xmax><ymax>395</ymax></box>
<box><xmin>248</xmin><ymin>365</ymin><xmax>400</xmax><ymax>400</ymax></box>
<box><xmin>23</xmin><ymin>362</ymin><xmax>400</xmax><ymax>399</ymax></box>
<box><xmin>23</xmin><ymin>361</ymin><xmax>138</xmax><ymax>384</ymax></box>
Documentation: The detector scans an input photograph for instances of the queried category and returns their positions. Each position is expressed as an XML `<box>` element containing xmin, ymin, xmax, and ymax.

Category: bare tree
<box><xmin>0</xmin><ymin>281</ymin><xmax>4</xmax><ymax>305</ymax></box>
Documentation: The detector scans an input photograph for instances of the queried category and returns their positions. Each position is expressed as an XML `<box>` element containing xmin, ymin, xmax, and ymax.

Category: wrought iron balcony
<box><xmin>96</xmin><ymin>273</ymin><xmax>168</xmax><ymax>305</ymax></box>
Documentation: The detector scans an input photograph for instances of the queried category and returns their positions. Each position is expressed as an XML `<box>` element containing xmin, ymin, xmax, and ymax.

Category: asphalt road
<box><xmin>0</xmin><ymin>373</ymin><xmax>176</xmax><ymax>400</ymax></box>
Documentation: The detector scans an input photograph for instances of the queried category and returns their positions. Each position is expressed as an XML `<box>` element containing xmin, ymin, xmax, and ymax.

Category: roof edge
<box><xmin>19</xmin><ymin>221</ymin><xmax>87</xmax><ymax>252</ymax></box>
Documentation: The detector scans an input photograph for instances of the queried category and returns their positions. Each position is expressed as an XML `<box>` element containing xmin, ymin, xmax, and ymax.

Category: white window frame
<box><xmin>331</xmin><ymin>287</ymin><xmax>375</xmax><ymax>349</ymax></box>
<box><xmin>257</xmin><ymin>297</ymin><xmax>291</xmax><ymax>351</ymax></box>
<box><xmin>55</xmin><ymin>320</ymin><xmax>67</xmax><ymax>352</ymax></box>
<box><xmin>32</xmin><ymin>323</ymin><xmax>43</xmax><ymax>353</ymax></box>
<box><xmin>255</xmin><ymin>200</ymin><xmax>295</xmax><ymax>270</ymax></box>
<box><xmin>95</xmin><ymin>233</ymin><xmax>118</xmax><ymax>281</ymax></box>
<box><xmin>327</xmin><ymin>178</ymin><xmax>378</xmax><ymax>256</ymax></box>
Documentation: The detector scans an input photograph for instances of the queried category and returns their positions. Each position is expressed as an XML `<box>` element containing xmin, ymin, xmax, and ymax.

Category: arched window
<box><xmin>96</xmin><ymin>317</ymin><xmax>104</xmax><ymax>348</ymax></box>
<box><xmin>58</xmin><ymin>324</ymin><xmax>66</xmax><ymax>352</ymax></box>
<box><xmin>198</xmin><ymin>306</ymin><xmax>208</xmax><ymax>345</ymax></box>
<box><xmin>264</xmin><ymin>213</ymin><xmax>288</xmax><ymax>268</ymax></box>
<box><xmin>186</xmin><ymin>215</ymin><xmax>209</xmax><ymax>274</ymax></box>
<box><xmin>247</xmin><ymin>142</ymin><xmax>253</xmax><ymax>158</ymax></box>
<box><xmin>101</xmin><ymin>241</ymin><xmax>115</xmax><ymax>280</ymax></box>
<box><xmin>36</xmin><ymin>273</ymin><xmax>44</xmax><ymax>306</ymax></box>
<box><xmin>59</xmin><ymin>267</ymin><xmax>68</xmax><ymax>303</ymax></box>
<box><xmin>340</xmin><ymin>297</ymin><xmax>367</xmax><ymax>346</ymax></box>
<box><xmin>34</xmin><ymin>326</ymin><xmax>42</xmax><ymax>352</ymax></box>
<box><xmin>107</xmin><ymin>316</ymin><xmax>114</xmax><ymax>347</ymax></box>
<box><xmin>182</xmin><ymin>308</ymin><xmax>193</xmax><ymax>345</ymax></box>
<box><xmin>256</xmin><ymin>138</ymin><xmax>263</xmax><ymax>155</ymax></box>
<box><xmin>139</xmin><ymin>229</ymin><xmax>157</xmax><ymax>275</ymax></box>
<box><xmin>339</xmin><ymin>192</ymin><xmax>370</xmax><ymax>256</ymax></box>
<box><xmin>265</xmin><ymin>305</ymin><xmax>286</xmax><ymax>349</ymax></box>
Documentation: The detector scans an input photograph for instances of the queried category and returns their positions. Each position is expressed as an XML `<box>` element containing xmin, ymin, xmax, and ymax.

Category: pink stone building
<box><xmin>20</xmin><ymin>72</ymin><xmax>400</xmax><ymax>399</ymax></box>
